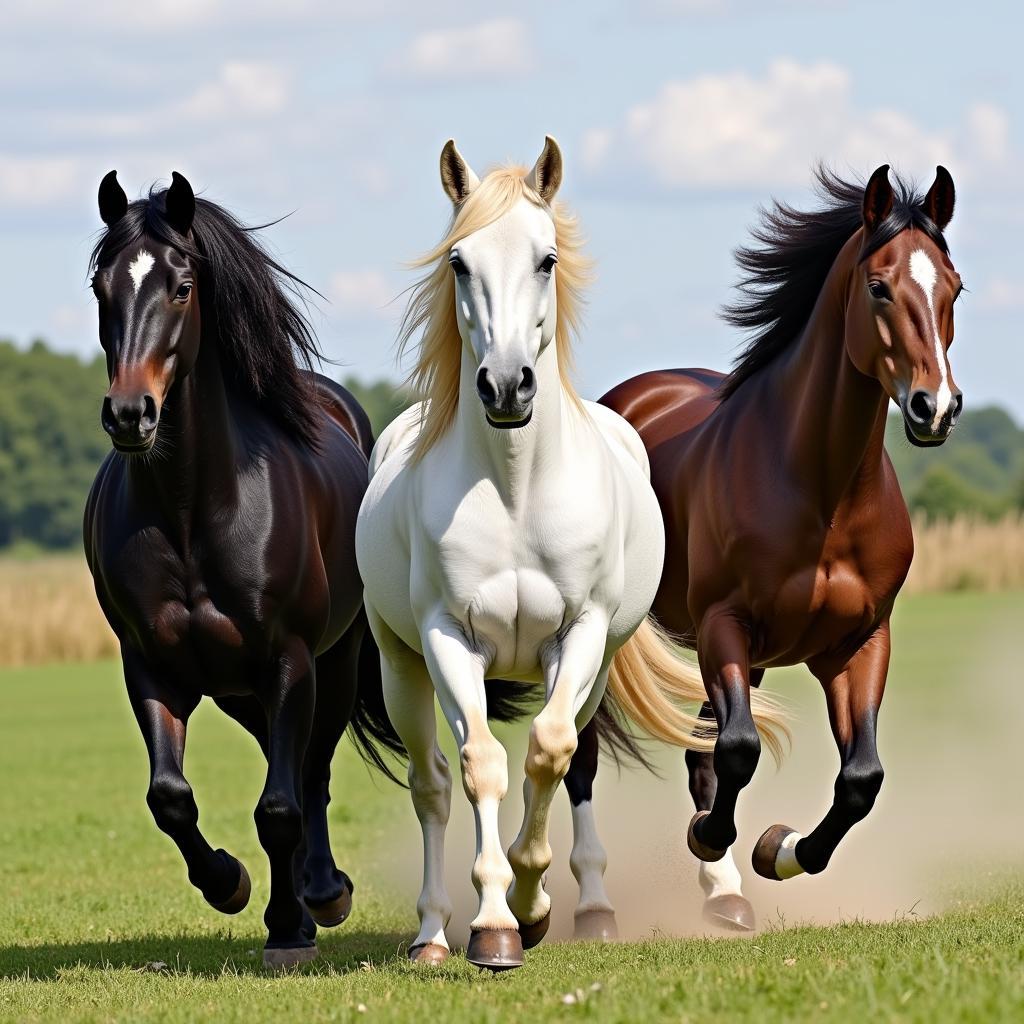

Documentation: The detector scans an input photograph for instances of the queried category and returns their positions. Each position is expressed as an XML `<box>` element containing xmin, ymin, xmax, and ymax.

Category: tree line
<box><xmin>1</xmin><ymin>339</ymin><xmax>1021</xmax><ymax>551</ymax></box>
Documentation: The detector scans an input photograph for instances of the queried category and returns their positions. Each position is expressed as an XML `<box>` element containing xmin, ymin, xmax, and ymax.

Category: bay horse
<box><xmin>84</xmin><ymin>171</ymin><xmax>402</xmax><ymax>969</ymax></box>
<box><xmin>572</xmin><ymin>164</ymin><xmax>963</xmax><ymax>930</ymax></box>
<box><xmin>356</xmin><ymin>138</ymin><xmax>786</xmax><ymax>971</ymax></box>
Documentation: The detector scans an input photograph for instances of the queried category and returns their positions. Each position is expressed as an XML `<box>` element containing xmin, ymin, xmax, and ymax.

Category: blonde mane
<box><xmin>398</xmin><ymin>165</ymin><xmax>591</xmax><ymax>460</ymax></box>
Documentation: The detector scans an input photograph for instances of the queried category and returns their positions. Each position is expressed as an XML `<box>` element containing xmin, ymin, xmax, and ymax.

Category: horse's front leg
<box><xmin>507</xmin><ymin>612</ymin><xmax>608</xmax><ymax>950</ymax></box>
<box><xmin>421</xmin><ymin>616</ymin><xmax>520</xmax><ymax>971</ymax></box>
<box><xmin>753</xmin><ymin>623</ymin><xmax>888</xmax><ymax>880</ymax></box>
<box><xmin>124</xmin><ymin>647</ymin><xmax>251</xmax><ymax>914</ymax></box>
<box><xmin>255</xmin><ymin>637</ymin><xmax>316</xmax><ymax>970</ymax></box>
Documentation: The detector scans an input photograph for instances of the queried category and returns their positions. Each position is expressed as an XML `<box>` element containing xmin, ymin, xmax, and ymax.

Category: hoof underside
<box><xmin>263</xmin><ymin>943</ymin><xmax>318</xmax><ymax>971</ymax></box>
<box><xmin>305</xmin><ymin>882</ymin><xmax>353</xmax><ymax>928</ymax></box>
<box><xmin>573</xmin><ymin>908</ymin><xmax>619</xmax><ymax>942</ymax></box>
<box><xmin>466</xmin><ymin>928</ymin><xmax>524</xmax><ymax>971</ymax></box>
<box><xmin>703</xmin><ymin>894</ymin><xmax>756</xmax><ymax>932</ymax></box>
<box><xmin>207</xmin><ymin>859</ymin><xmax>251</xmax><ymax>915</ymax></box>
<box><xmin>408</xmin><ymin>942</ymin><xmax>450</xmax><ymax>965</ymax></box>
<box><xmin>516</xmin><ymin>910</ymin><xmax>551</xmax><ymax>950</ymax></box>
<box><xmin>687</xmin><ymin>811</ymin><xmax>727</xmax><ymax>863</ymax></box>
<box><xmin>752</xmin><ymin>824</ymin><xmax>799</xmax><ymax>880</ymax></box>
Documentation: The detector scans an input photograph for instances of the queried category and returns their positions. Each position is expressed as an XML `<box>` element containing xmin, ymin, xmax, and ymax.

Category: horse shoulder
<box><xmin>580</xmin><ymin>400</ymin><xmax>651</xmax><ymax>480</ymax></box>
<box><xmin>369</xmin><ymin>402</ymin><xmax>425</xmax><ymax>479</ymax></box>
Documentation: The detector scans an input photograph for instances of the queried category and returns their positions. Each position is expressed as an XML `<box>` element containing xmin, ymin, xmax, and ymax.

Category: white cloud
<box><xmin>177</xmin><ymin>62</ymin><xmax>290</xmax><ymax>121</ymax></box>
<box><xmin>396</xmin><ymin>18</ymin><xmax>534</xmax><ymax>81</ymax></box>
<box><xmin>0</xmin><ymin>155</ymin><xmax>80</xmax><ymax>205</ymax></box>
<box><xmin>329</xmin><ymin>270</ymin><xmax>397</xmax><ymax>317</ymax></box>
<box><xmin>976</xmin><ymin>277</ymin><xmax>1023</xmax><ymax>313</ymax></box>
<box><xmin>583</xmin><ymin>60</ymin><xmax>1011</xmax><ymax>191</ymax></box>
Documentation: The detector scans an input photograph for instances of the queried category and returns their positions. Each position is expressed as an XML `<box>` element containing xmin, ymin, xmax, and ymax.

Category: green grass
<box><xmin>1</xmin><ymin>593</ymin><xmax>1022</xmax><ymax>1022</ymax></box>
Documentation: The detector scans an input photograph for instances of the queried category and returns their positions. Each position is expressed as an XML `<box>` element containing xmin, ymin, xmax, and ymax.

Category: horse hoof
<box><xmin>263</xmin><ymin>943</ymin><xmax>318</xmax><ymax>971</ymax></box>
<box><xmin>687</xmin><ymin>811</ymin><xmax>727</xmax><ymax>863</ymax></box>
<box><xmin>466</xmin><ymin>928</ymin><xmax>524</xmax><ymax>972</ymax></box>
<box><xmin>207</xmin><ymin>858</ymin><xmax>251</xmax><ymax>915</ymax></box>
<box><xmin>306</xmin><ymin>881</ymin><xmax>353</xmax><ymax>928</ymax></box>
<box><xmin>573</xmin><ymin>909</ymin><xmax>619</xmax><ymax>942</ymax></box>
<box><xmin>703</xmin><ymin>894</ymin><xmax>756</xmax><ymax>932</ymax></box>
<box><xmin>408</xmin><ymin>942</ymin><xmax>450</xmax><ymax>965</ymax></box>
<box><xmin>752</xmin><ymin>824</ymin><xmax>803</xmax><ymax>880</ymax></box>
<box><xmin>516</xmin><ymin>910</ymin><xmax>551</xmax><ymax>950</ymax></box>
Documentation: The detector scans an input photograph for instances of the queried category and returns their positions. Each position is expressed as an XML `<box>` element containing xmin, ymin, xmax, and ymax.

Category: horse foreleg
<box><xmin>422</xmin><ymin>616</ymin><xmax>521</xmax><ymax>971</ymax></box>
<box><xmin>507</xmin><ymin>615</ymin><xmax>607</xmax><ymax>949</ymax></box>
<box><xmin>685</xmin><ymin>670</ymin><xmax>763</xmax><ymax>932</ymax></box>
<box><xmin>687</xmin><ymin>611</ymin><xmax>760</xmax><ymax>861</ymax></box>
<box><xmin>753</xmin><ymin>624</ymin><xmax>888</xmax><ymax>880</ymax></box>
<box><xmin>374</xmin><ymin>615</ymin><xmax>453</xmax><ymax>966</ymax></box>
<box><xmin>254</xmin><ymin>638</ymin><xmax>316</xmax><ymax>970</ymax></box>
<box><xmin>124</xmin><ymin>648</ymin><xmax>250</xmax><ymax>915</ymax></box>
<box><xmin>564</xmin><ymin>719</ymin><xmax>618</xmax><ymax>941</ymax></box>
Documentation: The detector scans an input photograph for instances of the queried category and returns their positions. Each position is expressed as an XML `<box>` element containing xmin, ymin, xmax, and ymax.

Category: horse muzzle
<box><xmin>476</xmin><ymin>364</ymin><xmax>536</xmax><ymax>429</ymax></box>
<box><xmin>900</xmin><ymin>385</ymin><xmax>963</xmax><ymax>447</ymax></box>
<box><xmin>102</xmin><ymin>391</ymin><xmax>160</xmax><ymax>452</ymax></box>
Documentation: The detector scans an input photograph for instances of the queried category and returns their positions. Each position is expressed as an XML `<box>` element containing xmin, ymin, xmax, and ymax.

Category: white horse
<box><xmin>356</xmin><ymin>138</ymin><xmax>782</xmax><ymax>970</ymax></box>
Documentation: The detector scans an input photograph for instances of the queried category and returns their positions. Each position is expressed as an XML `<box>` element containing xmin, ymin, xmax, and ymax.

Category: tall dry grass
<box><xmin>0</xmin><ymin>554</ymin><xmax>116</xmax><ymax>667</ymax></box>
<box><xmin>0</xmin><ymin>514</ymin><xmax>1021</xmax><ymax>667</ymax></box>
<box><xmin>905</xmin><ymin>512</ymin><xmax>1024</xmax><ymax>594</ymax></box>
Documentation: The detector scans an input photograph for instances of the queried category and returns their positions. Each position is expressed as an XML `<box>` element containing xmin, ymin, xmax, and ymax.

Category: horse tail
<box><xmin>349</xmin><ymin>617</ymin><xmax>409</xmax><ymax>786</ymax></box>
<box><xmin>606</xmin><ymin>616</ymin><xmax>789</xmax><ymax>764</ymax></box>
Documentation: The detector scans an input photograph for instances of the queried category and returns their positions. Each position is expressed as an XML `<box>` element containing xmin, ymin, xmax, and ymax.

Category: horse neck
<box><xmin>130</xmin><ymin>331</ymin><xmax>238</xmax><ymax>515</ymax></box>
<box><xmin>766</xmin><ymin>236</ymin><xmax>890</xmax><ymax>512</ymax></box>
<box><xmin>455</xmin><ymin>340</ymin><xmax>566</xmax><ymax>508</ymax></box>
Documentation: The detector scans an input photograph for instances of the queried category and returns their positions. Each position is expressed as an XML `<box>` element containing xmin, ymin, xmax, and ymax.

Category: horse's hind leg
<box><xmin>564</xmin><ymin>718</ymin><xmax>618</xmax><ymax>941</ymax></box>
<box><xmin>684</xmin><ymin>669</ymin><xmax>763</xmax><ymax>932</ymax></box>
<box><xmin>300</xmin><ymin>626</ymin><xmax>362</xmax><ymax>929</ymax></box>
<box><xmin>254</xmin><ymin>638</ymin><xmax>318</xmax><ymax>970</ymax></box>
<box><xmin>124</xmin><ymin>649</ymin><xmax>251</xmax><ymax>915</ymax></box>
<box><xmin>753</xmin><ymin>625</ymin><xmax>888</xmax><ymax>880</ymax></box>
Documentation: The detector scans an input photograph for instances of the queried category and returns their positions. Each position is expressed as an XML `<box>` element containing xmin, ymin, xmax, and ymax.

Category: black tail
<box><xmin>349</xmin><ymin>620</ymin><xmax>408</xmax><ymax>786</ymax></box>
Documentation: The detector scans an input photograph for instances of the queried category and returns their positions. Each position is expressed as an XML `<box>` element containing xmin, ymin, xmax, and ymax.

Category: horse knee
<box><xmin>460</xmin><ymin>735</ymin><xmax>507</xmax><ymax>805</ymax></box>
<box><xmin>147</xmin><ymin>774</ymin><xmax>197</xmax><ymax>835</ymax></box>
<box><xmin>254</xmin><ymin>793</ymin><xmax>303</xmax><ymax>850</ymax></box>
<box><xmin>713</xmin><ymin>722</ymin><xmax>761</xmax><ymax>787</ymax></box>
<box><xmin>526</xmin><ymin>716</ymin><xmax>577</xmax><ymax>786</ymax></box>
<box><xmin>836</xmin><ymin>760</ymin><xmax>884</xmax><ymax>819</ymax></box>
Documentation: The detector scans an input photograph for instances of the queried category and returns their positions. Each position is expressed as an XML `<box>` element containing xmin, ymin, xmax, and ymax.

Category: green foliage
<box><xmin>341</xmin><ymin>374</ymin><xmax>413</xmax><ymax>437</ymax></box>
<box><xmin>0</xmin><ymin>339</ymin><xmax>109</xmax><ymax>549</ymax></box>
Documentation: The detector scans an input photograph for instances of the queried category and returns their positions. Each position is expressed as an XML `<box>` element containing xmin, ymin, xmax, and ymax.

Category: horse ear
<box><xmin>923</xmin><ymin>165</ymin><xmax>955</xmax><ymax>231</ymax></box>
<box><xmin>165</xmin><ymin>171</ymin><xmax>195</xmax><ymax>235</ymax></box>
<box><xmin>98</xmin><ymin>170</ymin><xmax>128</xmax><ymax>226</ymax></box>
<box><xmin>525</xmin><ymin>135</ymin><xmax>563</xmax><ymax>203</ymax></box>
<box><xmin>439</xmin><ymin>140</ymin><xmax>479</xmax><ymax>205</ymax></box>
<box><xmin>862</xmin><ymin>164</ymin><xmax>894</xmax><ymax>234</ymax></box>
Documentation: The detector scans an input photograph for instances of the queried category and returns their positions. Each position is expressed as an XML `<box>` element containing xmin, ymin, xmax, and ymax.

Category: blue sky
<box><xmin>2</xmin><ymin>0</ymin><xmax>1020</xmax><ymax>416</ymax></box>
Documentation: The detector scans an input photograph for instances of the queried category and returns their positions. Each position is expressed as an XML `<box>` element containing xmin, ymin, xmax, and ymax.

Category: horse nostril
<box><xmin>101</xmin><ymin>396</ymin><xmax>118</xmax><ymax>436</ymax></box>
<box><xmin>141</xmin><ymin>394</ymin><xmax>158</xmax><ymax>431</ymax></box>
<box><xmin>518</xmin><ymin>365</ymin><xmax>536</xmax><ymax>401</ymax></box>
<box><xmin>949</xmin><ymin>391</ymin><xmax>964</xmax><ymax>426</ymax></box>
<box><xmin>908</xmin><ymin>389</ymin><xmax>936</xmax><ymax>426</ymax></box>
<box><xmin>476</xmin><ymin>367</ymin><xmax>497</xmax><ymax>406</ymax></box>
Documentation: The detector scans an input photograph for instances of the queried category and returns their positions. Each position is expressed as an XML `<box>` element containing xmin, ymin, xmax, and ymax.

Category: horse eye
<box><xmin>868</xmin><ymin>280</ymin><xmax>891</xmax><ymax>301</ymax></box>
<box><xmin>539</xmin><ymin>254</ymin><xmax>557</xmax><ymax>275</ymax></box>
<box><xmin>449</xmin><ymin>255</ymin><xmax>469</xmax><ymax>278</ymax></box>
<box><xmin>175</xmin><ymin>283</ymin><xmax>193</xmax><ymax>301</ymax></box>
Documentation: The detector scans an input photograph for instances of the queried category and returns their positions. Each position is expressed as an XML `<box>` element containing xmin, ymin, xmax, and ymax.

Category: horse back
<box><xmin>311</xmin><ymin>373</ymin><xmax>375</xmax><ymax>461</ymax></box>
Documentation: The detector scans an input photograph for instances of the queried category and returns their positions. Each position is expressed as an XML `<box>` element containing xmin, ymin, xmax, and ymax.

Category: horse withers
<box><xmin>356</xmin><ymin>138</ymin><xmax>786</xmax><ymax>971</ymax></box>
<box><xmin>84</xmin><ymin>172</ymin><xmax>400</xmax><ymax>969</ymax></box>
<box><xmin>582</xmin><ymin>165</ymin><xmax>964</xmax><ymax>929</ymax></box>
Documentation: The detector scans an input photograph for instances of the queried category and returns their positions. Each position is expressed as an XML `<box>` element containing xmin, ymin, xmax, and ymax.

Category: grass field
<box><xmin>1</xmin><ymin>592</ymin><xmax>1022</xmax><ymax>1022</ymax></box>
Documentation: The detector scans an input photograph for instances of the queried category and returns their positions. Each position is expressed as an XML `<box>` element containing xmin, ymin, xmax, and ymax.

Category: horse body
<box><xmin>581</xmin><ymin>165</ymin><xmax>963</xmax><ymax>927</ymax></box>
<box><xmin>84</xmin><ymin>171</ymin><xmax>395</xmax><ymax>969</ymax></box>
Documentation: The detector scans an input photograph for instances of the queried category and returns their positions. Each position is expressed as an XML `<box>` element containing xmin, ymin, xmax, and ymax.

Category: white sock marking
<box><xmin>908</xmin><ymin>249</ymin><xmax>953</xmax><ymax>429</ymax></box>
<box><xmin>128</xmin><ymin>249</ymin><xmax>155</xmax><ymax>295</ymax></box>
<box><xmin>775</xmin><ymin>830</ymin><xmax>805</xmax><ymax>880</ymax></box>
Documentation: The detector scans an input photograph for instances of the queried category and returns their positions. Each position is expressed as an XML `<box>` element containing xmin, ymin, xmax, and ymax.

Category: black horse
<box><xmin>84</xmin><ymin>171</ymin><xmax>401</xmax><ymax>969</ymax></box>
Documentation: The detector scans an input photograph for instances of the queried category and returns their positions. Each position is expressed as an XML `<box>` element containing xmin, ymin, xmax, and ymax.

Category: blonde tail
<box><xmin>606</xmin><ymin>617</ymin><xmax>790</xmax><ymax>764</ymax></box>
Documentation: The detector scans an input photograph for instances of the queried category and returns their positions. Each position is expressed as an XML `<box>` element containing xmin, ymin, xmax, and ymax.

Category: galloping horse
<box><xmin>356</xmin><ymin>138</ymin><xmax>785</xmax><ymax>970</ymax></box>
<box><xmin>84</xmin><ymin>172</ymin><xmax>401</xmax><ymax>968</ymax></box>
<box><xmin>574</xmin><ymin>165</ymin><xmax>963</xmax><ymax>929</ymax></box>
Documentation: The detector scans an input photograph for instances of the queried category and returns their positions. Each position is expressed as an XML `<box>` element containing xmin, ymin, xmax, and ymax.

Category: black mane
<box><xmin>719</xmin><ymin>166</ymin><xmax>950</xmax><ymax>400</ymax></box>
<box><xmin>90</xmin><ymin>185</ymin><xmax>324</xmax><ymax>446</ymax></box>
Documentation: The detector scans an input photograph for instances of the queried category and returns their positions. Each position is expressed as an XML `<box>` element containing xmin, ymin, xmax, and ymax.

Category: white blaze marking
<box><xmin>908</xmin><ymin>249</ymin><xmax>953</xmax><ymax>429</ymax></box>
<box><xmin>128</xmin><ymin>249</ymin><xmax>155</xmax><ymax>294</ymax></box>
